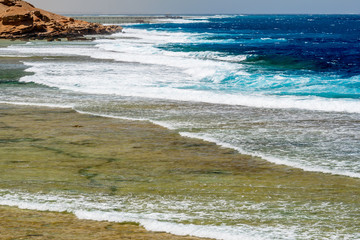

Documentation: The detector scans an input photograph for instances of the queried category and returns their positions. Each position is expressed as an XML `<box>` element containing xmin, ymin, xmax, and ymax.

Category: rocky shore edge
<box><xmin>0</xmin><ymin>0</ymin><xmax>122</xmax><ymax>40</ymax></box>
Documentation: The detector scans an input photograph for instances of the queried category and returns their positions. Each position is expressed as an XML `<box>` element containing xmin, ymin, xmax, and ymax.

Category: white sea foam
<box><xmin>2</xmin><ymin>97</ymin><xmax>359</xmax><ymax>179</ymax></box>
<box><xmin>1</xmin><ymin>19</ymin><xmax>360</xmax><ymax>240</ymax></box>
<box><xmin>17</xmin><ymin>61</ymin><xmax>360</xmax><ymax>114</ymax></box>
<box><xmin>154</xmin><ymin>18</ymin><xmax>210</xmax><ymax>24</ymax></box>
<box><xmin>0</xmin><ymin>101</ymin><xmax>73</xmax><ymax>109</ymax></box>
<box><xmin>5</xmin><ymin>29</ymin><xmax>358</xmax><ymax>114</ymax></box>
<box><xmin>208</xmin><ymin>15</ymin><xmax>244</xmax><ymax>19</ymax></box>
<box><xmin>179</xmin><ymin>132</ymin><xmax>360</xmax><ymax>179</ymax></box>
<box><xmin>76</xmin><ymin>109</ymin><xmax>179</xmax><ymax>130</ymax></box>
<box><xmin>5</xmin><ymin>43</ymin><xmax>98</xmax><ymax>57</ymax></box>
<box><xmin>0</xmin><ymin>191</ymin><xmax>261</xmax><ymax>240</ymax></box>
<box><xmin>76</xmin><ymin>210</ymin><xmax>297</xmax><ymax>240</ymax></box>
<box><xmin>3</xmin><ymin>25</ymin><xmax>360</xmax><ymax>180</ymax></box>
<box><xmin>1</xmin><ymin>190</ymin><xmax>348</xmax><ymax>240</ymax></box>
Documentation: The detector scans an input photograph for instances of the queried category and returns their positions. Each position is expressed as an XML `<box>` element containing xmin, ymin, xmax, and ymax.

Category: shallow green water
<box><xmin>1</xmin><ymin>39</ymin><xmax>360</xmax><ymax>239</ymax></box>
<box><xmin>0</xmin><ymin>105</ymin><xmax>359</xmax><ymax>239</ymax></box>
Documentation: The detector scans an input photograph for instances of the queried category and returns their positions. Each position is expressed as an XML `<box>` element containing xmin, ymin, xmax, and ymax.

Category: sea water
<box><xmin>0</xmin><ymin>15</ymin><xmax>360</xmax><ymax>239</ymax></box>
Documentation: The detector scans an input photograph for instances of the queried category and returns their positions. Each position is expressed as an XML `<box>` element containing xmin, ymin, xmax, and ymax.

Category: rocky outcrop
<box><xmin>0</xmin><ymin>0</ymin><xmax>122</xmax><ymax>39</ymax></box>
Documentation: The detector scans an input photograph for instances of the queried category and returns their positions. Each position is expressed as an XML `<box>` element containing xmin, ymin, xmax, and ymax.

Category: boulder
<box><xmin>0</xmin><ymin>0</ymin><xmax>122</xmax><ymax>39</ymax></box>
<box><xmin>0</xmin><ymin>0</ymin><xmax>16</xmax><ymax>7</ymax></box>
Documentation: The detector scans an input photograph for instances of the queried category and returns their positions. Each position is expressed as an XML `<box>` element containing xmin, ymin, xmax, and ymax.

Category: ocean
<box><xmin>0</xmin><ymin>15</ymin><xmax>360</xmax><ymax>239</ymax></box>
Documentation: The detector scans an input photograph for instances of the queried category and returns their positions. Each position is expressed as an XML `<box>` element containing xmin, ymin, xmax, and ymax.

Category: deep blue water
<box><xmin>130</xmin><ymin>15</ymin><xmax>360</xmax><ymax>98</ymax></box>
<box><xmin>1</xmin><ymin>14</ymin><xmax>360</xmax><ymax>177</ymax></box>
<box><xmin>1</xmin><ymin>14</ymin><xmax>360</xmax><ymax>239</ymax></box>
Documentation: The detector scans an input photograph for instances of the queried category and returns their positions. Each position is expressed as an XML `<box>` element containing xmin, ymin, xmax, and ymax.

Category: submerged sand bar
<box><xmin>0</xmin><ymin>103</ymin><xmax>359</xmax><ymax>238</ymax></box>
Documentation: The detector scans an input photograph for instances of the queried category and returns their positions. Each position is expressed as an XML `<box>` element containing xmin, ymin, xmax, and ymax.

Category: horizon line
<box><xmin>60</xmin><ymin>12</ymin><xmax>360</xmax><ymax>16</ymax></box>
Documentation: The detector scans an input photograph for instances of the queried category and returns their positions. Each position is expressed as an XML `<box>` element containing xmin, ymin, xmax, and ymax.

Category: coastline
<box><xmin>0</xmin><ymin>103</ymin><xmax>359</xmax><ymax>239</ymax></box>
<box><xmin>0</xmin><ymin>0</ymin><xmax>122</xmax><ymax>40</ymax></box>
<box><xmin>0</xmin><ymin>103</ymin><xmax>215</xmax><ymax>240</ymax></box>
<box><xmin>0</xmin><ymin>205</ymin><xmax>209</xmax><ymax>240</ymax></box>
<box><xmin>1</xmin><ymin>13</ymin><xmax>360</xmax><ymax>239</ymax></box>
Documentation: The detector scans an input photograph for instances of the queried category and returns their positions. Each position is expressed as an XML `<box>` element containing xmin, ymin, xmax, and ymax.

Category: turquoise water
<box><xmin>1</xmin><ymin>15</ymin><xmax>360</xmax><ymax>177</ymax></box>
<box><xmin>1</xmin><ymin>15</ymin><xmax>360</xmax><ymax>239</ymax></box>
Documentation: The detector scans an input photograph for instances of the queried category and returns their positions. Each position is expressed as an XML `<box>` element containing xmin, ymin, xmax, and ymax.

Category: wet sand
<box><xmin>0</xmin><ymin>103</ymin><xmax>359</xmax><ymax>239</ymax></box>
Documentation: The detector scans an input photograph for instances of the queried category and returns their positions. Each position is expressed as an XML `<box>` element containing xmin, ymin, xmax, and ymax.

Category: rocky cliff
<box><xmin>0</xmin><ymin>0</ymin><xmax>122</xmax><ymax>39</ymax></box>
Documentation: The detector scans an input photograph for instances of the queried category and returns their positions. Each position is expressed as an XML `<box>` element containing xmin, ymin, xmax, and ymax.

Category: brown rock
<box><xmin>0</xmin><ymin>0</ymin><xmax>16</xmax><ymax>7</ymax></box>
<box><xmin>0</xmin><ymin>0</ymin><xmax>122</xmax><ymax>39</ymax></box>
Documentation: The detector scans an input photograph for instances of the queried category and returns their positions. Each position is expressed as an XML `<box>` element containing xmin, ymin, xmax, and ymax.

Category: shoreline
<box><xmin>0</xmin><ymin>0</ymin><xmax>122</xmax><ymax>40</ymax></box>
<box><xmin>2</xmin><ymin>97</ymin><xmax>360</xmax><ymax>179</ymax></box>
<box><xmin>0</xmin><ymin>205</ymin><xmax>210</xmax><ymax>240</ymax></box>
<box><xmin>2</xmin><ymin>13</ymin><xmax>360</xmax><ymax>238</ymax></box>
<box><xmin>0</xmin><ymin>103</ymin><xmax>215</xmax><ymax>240</ymax></box>
<box><xmin>0</xmin><ymin>103</ymin><xmax>359</xmax><ymax>239</ymax></box>
<box><xmin>0</xmin><ymin>47</ymin><xmax>359</xmax><ymax>178</ymax></box>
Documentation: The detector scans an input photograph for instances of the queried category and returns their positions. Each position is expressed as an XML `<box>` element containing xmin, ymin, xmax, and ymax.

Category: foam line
<box><xmin>0</xmin><ymin>190</ymin><xmax>300</xmax><ymax>240</ymax></box>
<box><xmin>179</xmin><ymin>132</ymin><xmax>360</xmax><ymax>179</ymax></box>
<box><xmin>1</xmin><ymin>101</ymin><xmax>359</xmax><ymax>179</ymax></box>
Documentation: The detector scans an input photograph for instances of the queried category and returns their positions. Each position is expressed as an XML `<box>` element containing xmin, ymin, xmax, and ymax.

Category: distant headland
<box><xmin>0</xmin><ymin>0</ymin><xmax>122</xmax><ymax>40</ymax></box>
